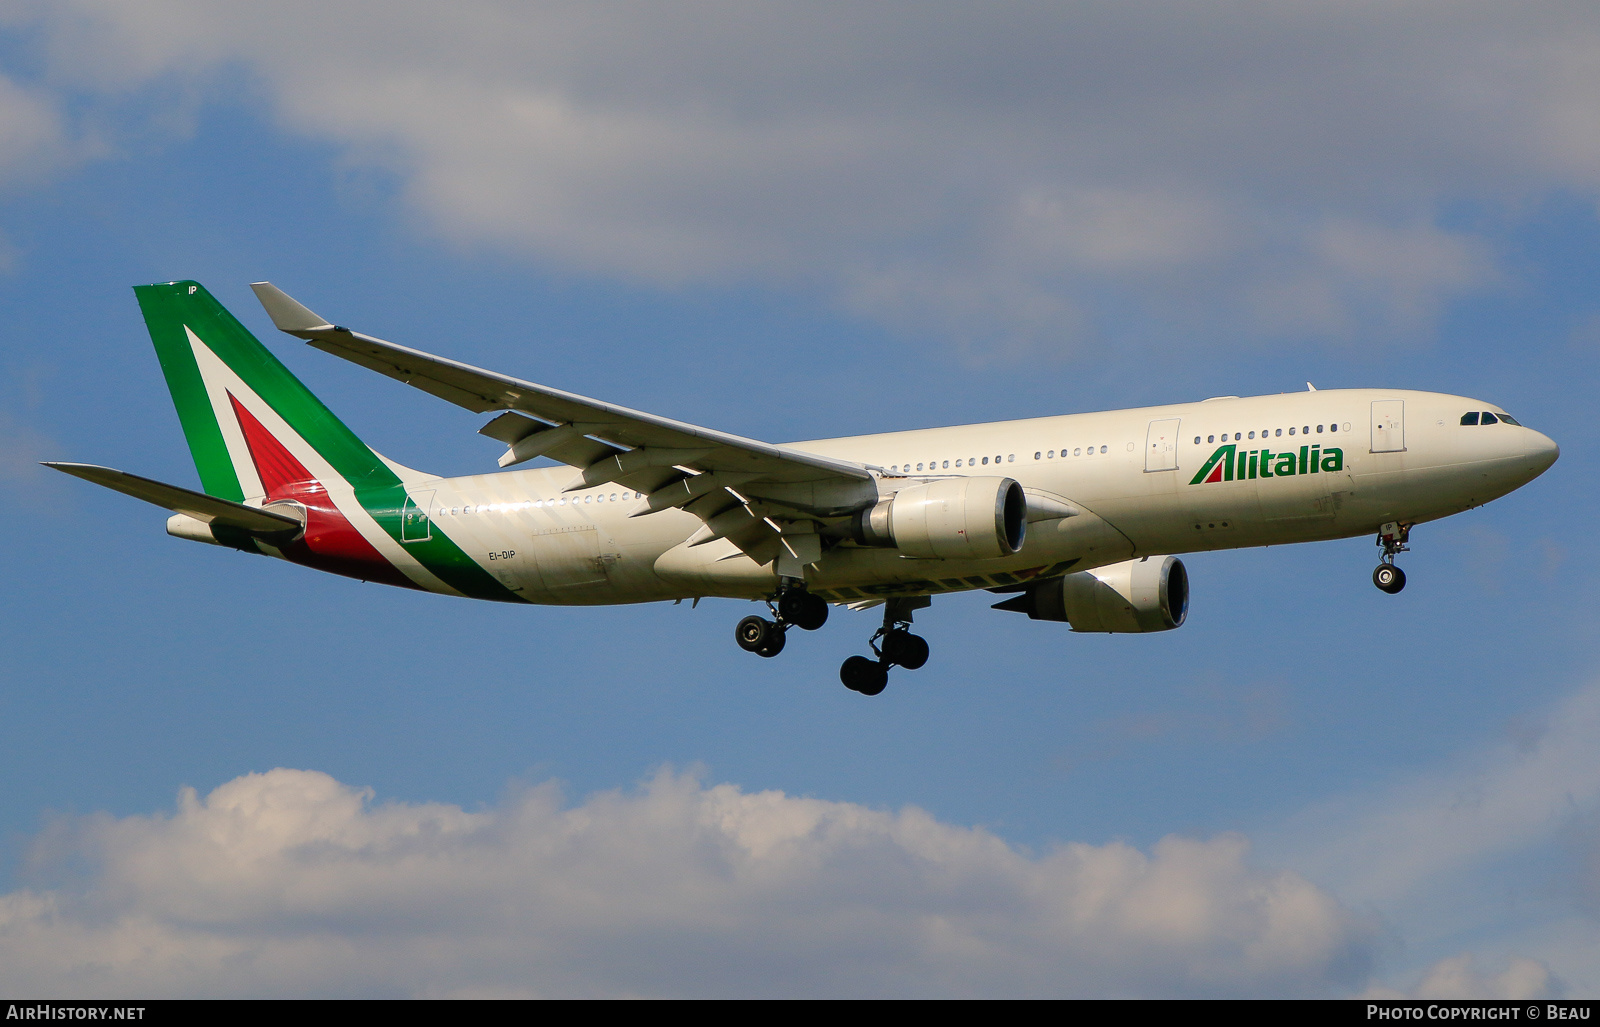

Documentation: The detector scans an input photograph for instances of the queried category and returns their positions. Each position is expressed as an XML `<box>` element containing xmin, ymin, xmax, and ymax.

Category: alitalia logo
<box><xmin>1188</xmin><ymin>444</ymin><xmax>1344</xmax><ymax>485</ymax></box>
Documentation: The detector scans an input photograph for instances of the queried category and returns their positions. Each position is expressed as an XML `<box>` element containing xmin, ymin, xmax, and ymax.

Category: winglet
<box><xmin>250</xmin><ymin>282</ymin><xmax>334</xmax><ymax>335</ymax></box>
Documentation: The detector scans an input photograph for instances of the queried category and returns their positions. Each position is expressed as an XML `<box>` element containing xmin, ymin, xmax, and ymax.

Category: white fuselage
<box><xmin>403</xmin><ymin>389</ymin><xmax>1558</xmax><ymax>605</ymax></box>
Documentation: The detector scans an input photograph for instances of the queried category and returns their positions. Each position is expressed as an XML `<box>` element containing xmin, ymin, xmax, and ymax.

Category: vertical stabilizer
<box><xmin>131</xmin><ymin>280</ymin><xmax>518</xmax><ymax>601</ymax></box>
<box><xmin>134</xmin><ymin>280</ymin><xmax>404</xmax><ymax>500</ymax></box>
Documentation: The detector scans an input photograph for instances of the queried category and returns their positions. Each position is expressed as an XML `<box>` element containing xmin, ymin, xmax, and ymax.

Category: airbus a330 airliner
<box><xmin>51</xmin><ymin>281</ymin><xmax>1560</xmax><ymax>695</ymax></box>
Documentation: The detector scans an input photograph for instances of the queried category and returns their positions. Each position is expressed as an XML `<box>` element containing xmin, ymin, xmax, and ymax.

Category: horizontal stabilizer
<box><xmin>44</xmin><ymin>462</ymin><xmax>303</xmax><ymax>533</ymax></box>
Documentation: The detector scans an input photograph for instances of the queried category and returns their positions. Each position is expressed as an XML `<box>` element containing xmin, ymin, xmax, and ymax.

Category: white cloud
<box><xmin>0</xmin><ymin>71</ymin><xmax>70</xmax><ymax>191</ymax></box>
<box><xmin>0</xmin><ymin>767</ymin><xmax>1373</xmax><ymax>997</ymax></box>
<box><xmin>1260</xmin><ymin>676</ymin><xmax>1600</xmax><ymax>994</ymax></box>
<box><xmin>1365</xmin><ymin>954</ymin><xmax>1558</xmax><ymax>1000</ymax></box>
<box><xmin>8</xmin><ymin>1</ymin><xmax>1600</xmax><ymax>347</ymax></box>
<box><xmin>1276</xmin><ymin>680</ymin><xmax>1600</xmax><ymax>911</ymax></box>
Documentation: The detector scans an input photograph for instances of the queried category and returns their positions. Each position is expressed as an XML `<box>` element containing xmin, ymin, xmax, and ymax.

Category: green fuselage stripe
<box><xmin>356</xmin><ymin>484</ymin><xmax>527</xmax><ymax>602</ymax></box>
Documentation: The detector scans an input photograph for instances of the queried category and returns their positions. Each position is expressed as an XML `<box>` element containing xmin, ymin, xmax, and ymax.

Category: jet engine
<box><xmin>851</xmin><ymin>476</ymin><xmax>1026</xmax><ymax>560</ymax></box>
<box><xmin>993</xmin><ymin>555</ymin><xmax>1188</xmax><ymax>632</ymax></box>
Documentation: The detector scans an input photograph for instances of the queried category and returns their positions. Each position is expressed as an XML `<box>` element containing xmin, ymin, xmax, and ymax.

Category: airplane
<box><xmin>49</xmin><ymin>281</ymin><xmax>1560</xmax><ymax>696</ymax></box>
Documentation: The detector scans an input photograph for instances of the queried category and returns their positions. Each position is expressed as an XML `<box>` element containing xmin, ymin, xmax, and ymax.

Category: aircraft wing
<box><xmin>251</xmin><ymin>283</ymin><xmax>880</xmax><ymax>561</ymax></box>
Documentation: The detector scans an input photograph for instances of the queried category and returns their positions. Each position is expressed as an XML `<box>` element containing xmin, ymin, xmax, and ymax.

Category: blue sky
<box><xmin>0</xmin><ymin>1</ymin><xmax>1597</xmax><ymax>997</ymax></box>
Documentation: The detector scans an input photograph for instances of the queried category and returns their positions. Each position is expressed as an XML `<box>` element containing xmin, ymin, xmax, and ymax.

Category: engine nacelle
<box><xmin>995</xmin><ymin>555</ymin><xmax>1188</xmax><ymax>632</ymax></box>
<box><xmin>851</xmin><ymin>476</ymin><xmax>1026</xmax><ymax>559</ymax></box>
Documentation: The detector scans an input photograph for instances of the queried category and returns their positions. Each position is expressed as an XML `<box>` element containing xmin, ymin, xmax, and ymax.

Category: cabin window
<box><xmin>1007</xmin><ymin>454</ymin><xmax>1014</xmax><ymax>462</ymax></box>
<box><xmin>982</xmin><ymin>456</ymin><xmax>989</xmax><ymax>465</ymax></box>
<box><xmin>943</xmin><ymin>460</ymin><xmax>950</xmax><ymax>468</ymax></box>
<box><xmin>1316</xmin><ymin>424</ymin><xmax>1324</xmax><ymax>433</ymax></box>
<box><xmin>1193</xmin><ymin>437</ymin><xmax>1201</xmax><ymax>445</ymax></box>
<box><xmin>1034</xmin><ymin>452</ymin><xmax>1041</xmax><ymax>460</ymax></box>
<box><xmin>1303</xmin><ymin>426</ymin><xmax>1310</xmax><ymax>434</ymax></box>
<box><xmin>1048</xmin><ymin>450</ymin><xmax>1056</xmax><ymax>458</ymax></box>
<box><xmin>1207</xmin><ymin>435</ymin><xmax>1215</xmax><ymax>443</ymax></box>
<box><xmin>1248</xmin><ymin>431</ymin><xmax>1255</xmax><ymax>439</ymax></box>
<box><xmin>1275</xmin><ymin>428</ymin><xmax>1283</xmax><ymax>437</ymax></box>
<box><xmin>1100</xmin><ymin>445</ymin><xmax>1108</xmax><ymax>453</ymax></box>
<box><xmin>1234</xmin><ymin>433</ymin><xmax>1241</xmax><ymax>441</ymax></box>
<box><xmin>1074</xmin><ymin>448</ymin><xmax>1081</xmax><ymax>456</ymax></box>
<box><xmin>1330</xmin><ymin>423</ymin><xmax>1338</xmax><ymax>432</ymax></box>
<box><xmin>1480</xmin><ymin>411</ymin><xmax>1499</xmax><ymax>424</ymax></box>
<box><xmin>1289</xmin><ymin>427</ymin><xmax>1296</xmax><ymax>435</ymax></box>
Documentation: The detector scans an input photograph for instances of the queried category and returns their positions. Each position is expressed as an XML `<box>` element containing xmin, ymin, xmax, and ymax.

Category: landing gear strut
<box><xmin>734</xmin><ymin>581</ymin><xmax>829</xmax><ymax>658</ymax></box>
<box><xmin>840</xmin><ymin>597</ymin><xmax>931</xmax><ymax>696</ymax></box>
<box><xmin>1373</xmin><ymin>521</ymin><xmax>1409</xmax><ymax>594</ymax></box>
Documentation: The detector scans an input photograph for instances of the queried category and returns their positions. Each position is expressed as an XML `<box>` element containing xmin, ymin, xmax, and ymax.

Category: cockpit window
<box><xmin>1497</xmin><ymin>413</ymin><xmax>1521</xmax><ymax>426</ymax></box>
<box><xmin>1480</xmin><ymin>411</ymin><xmax>1499</xmax><ymax>425</ymax></box>
<box><xmin>1460</xmin><ymin>411</ymin><xmax>1479</xmax><ymax>425</ymax></box>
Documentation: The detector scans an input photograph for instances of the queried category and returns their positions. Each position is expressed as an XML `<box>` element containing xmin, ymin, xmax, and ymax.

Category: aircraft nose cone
<box><xmin>1527</xmin><ymin>430</ymin><xmax>1560</xmax><ymax>476</ymax></box>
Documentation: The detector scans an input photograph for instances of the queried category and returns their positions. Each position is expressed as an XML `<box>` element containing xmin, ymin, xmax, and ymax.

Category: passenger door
<box><xmin>1144</xmin><ymin>418</ymin><xmax>1182</xmax><ymax>472</ymax></box>
<box><xmin>1371</xmin><ymin>400</ymin><xmax>1406</xmax><ymax>453</ymax></box>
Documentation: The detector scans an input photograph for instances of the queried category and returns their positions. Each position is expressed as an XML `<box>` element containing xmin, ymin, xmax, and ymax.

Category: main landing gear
<box><xmin>735</xmin><ymin>583</ymin><xmax>829</xmax><ymax>658</ymax></box>
<box><xmin>1373</xmin><ymin>521</ymin><xmax>1410</xmax><ymax>594</ymax></box>
<box><xmin>840</xmin><ymin>597</ymin><xmax>930</xmax><ymax>697</ymax></box>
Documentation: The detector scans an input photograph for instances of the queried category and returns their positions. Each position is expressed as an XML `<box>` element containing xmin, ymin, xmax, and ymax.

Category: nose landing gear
<box><xmin>840</xmin><ymin>596</ymin><xmax>931</xmax><ymax>696</ymax></box>
<box><xmin>734</xmin><ymin>582</ymin><xmax>830</xmax><ymax>658</ymax></box>
<box><xmin>1373</xmin><ymin>521</ymin><xmax>1410</xmax><ymax>594</ymax></box>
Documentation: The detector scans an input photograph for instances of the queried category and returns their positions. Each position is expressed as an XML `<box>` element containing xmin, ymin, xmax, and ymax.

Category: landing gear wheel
<box><xmin>840</xmin><ymin>655</ymin><xmax>889</xmax><ymax>696</ymax></box>
<box><xmin>1373</xmin><ymin>564</ymin><xmax>1406</xmax><ymax>594</ymax></box>
<box><xmin>736</xmin><ymin>615</ymin><xmax>781</xmax><ymax>653</ymax></box>
<box><xmin>780</xmin><ymin>591</ymin><xmax>829</xmax><ymax>631</ymax></box>
<box><xmin>880</xmin><ymin>629</ymin><xmax>929</xmax><ymax>670</ymax></box>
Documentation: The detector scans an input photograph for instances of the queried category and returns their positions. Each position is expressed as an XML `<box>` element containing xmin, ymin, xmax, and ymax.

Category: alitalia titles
<box><xmin>1188</xmin><ymin>443</ymin><xmax>1343</xmax><ymax>486</ymax></box>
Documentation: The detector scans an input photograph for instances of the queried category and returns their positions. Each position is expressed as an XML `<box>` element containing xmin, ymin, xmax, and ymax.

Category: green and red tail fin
<box><xmin>134</xmin><ymin>280</ymin><xmax>414</xmax><ymax>501</ymax></box>
<box><xmin>131</xmin><ymin>281</ymin><xmax>517</xmax><ymax>601</ymax></box>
